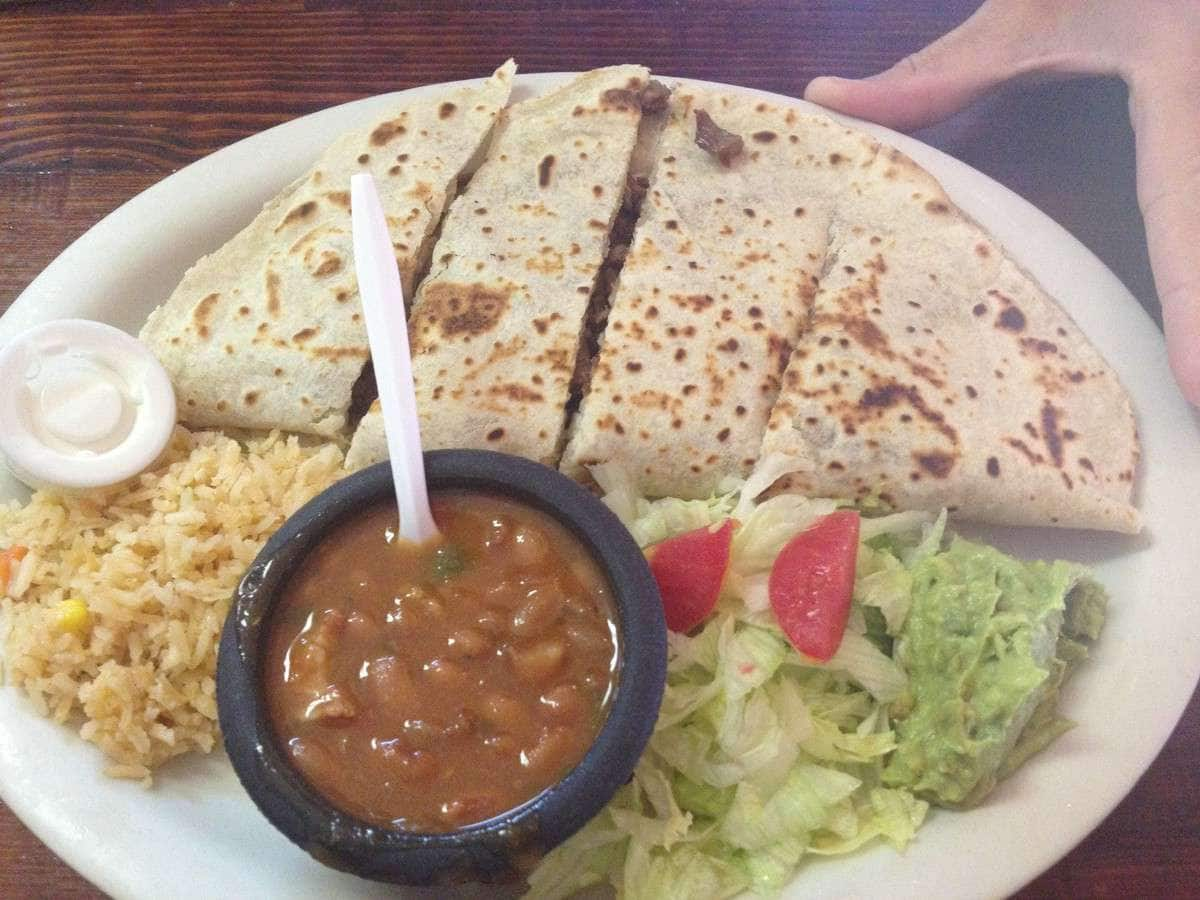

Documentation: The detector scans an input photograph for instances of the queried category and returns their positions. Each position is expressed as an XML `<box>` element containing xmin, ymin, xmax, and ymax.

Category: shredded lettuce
<box><xmin>529</xmin><ymin>467</ymin><xmax>1100</xmax><ymax>899</ymax></box>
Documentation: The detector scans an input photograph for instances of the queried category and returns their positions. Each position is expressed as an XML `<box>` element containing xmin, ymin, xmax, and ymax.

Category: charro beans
<box><xmin>264</xmin><ymin>493</ymin><xmax>618</xmax><ymax>833</ymax></box>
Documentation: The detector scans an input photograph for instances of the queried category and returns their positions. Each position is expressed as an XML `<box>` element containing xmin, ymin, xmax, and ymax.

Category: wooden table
<box><xmin>0</xmin><ymin>1</ymin><xmax>1193</xmax><ymax>897</ymax></box>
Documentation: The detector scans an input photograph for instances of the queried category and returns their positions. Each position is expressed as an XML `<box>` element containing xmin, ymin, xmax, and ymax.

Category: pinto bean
<box><xmin>511</xmin><ymin>639</ymin><xmax>566</xmax><ymax>683</ymax></box>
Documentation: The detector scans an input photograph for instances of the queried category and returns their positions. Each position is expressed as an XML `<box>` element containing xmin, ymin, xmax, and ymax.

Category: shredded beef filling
<box><xmin>694</xmin><ymin>109</ymin><xmax>744</xmax><ymax>166</ymax></box>
<box><xmin>639</xmin><ymin>80</ymin><xmax>671</xmax><ymax>114</ymax></box>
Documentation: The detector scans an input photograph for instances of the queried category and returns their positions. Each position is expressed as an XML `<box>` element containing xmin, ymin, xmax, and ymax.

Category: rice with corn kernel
<box><xmin>0</xmin><ymin>426</ymin><xmax>344</xmax><ymax>783</ymax></box>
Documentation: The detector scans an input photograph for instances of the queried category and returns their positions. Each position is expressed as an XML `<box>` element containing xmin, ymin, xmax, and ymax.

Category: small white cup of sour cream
<box><xmin>0</xmin><ymin>319</ymin><xmax>176</xmax><ymax>490</ymax></box>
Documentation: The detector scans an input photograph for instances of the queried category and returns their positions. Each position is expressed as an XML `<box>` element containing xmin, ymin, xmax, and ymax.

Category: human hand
<box><xmin>804</xmin><ymin>0</ymin><xmax>1200</xmax><ymax>407</ymax></box>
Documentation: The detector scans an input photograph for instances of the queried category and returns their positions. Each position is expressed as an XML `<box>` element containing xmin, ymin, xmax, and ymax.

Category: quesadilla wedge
<box><xmin>560</xmin><ymin>88</ymin><xmax>878</xmax><ymax>498</ymax></box>
<box><xmin>760</xmin><ymin>141</ymin><xmax>1140</xmax><ymax>532</ymax></box>
<box><xmin>345</xmin><ymin>65</ymin><xmax>650</xmax><ymax>469</ymax></box>
<box><xmin>140</xmin><ymin>61</ymin><xmax>515</xmax><ymax>437</ymax></box>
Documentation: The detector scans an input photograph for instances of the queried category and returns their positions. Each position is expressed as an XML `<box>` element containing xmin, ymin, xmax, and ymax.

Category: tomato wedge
<box><xmin>647</xmin><ymin>519</ymin><xmax>734</xmax><ymax>633</ymax></box>
<box><xmin>768</xmin><ymin>510</ymin><xmax>860</xmax><ymax>661</ymax></box>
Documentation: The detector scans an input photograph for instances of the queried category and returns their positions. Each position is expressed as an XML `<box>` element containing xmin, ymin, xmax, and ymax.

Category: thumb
<box><xmin>1128</xmin><ymin>72</ymin><xmax>1200</xmax><ymax>406</ymax></box>
<box><xmin>804</xmin><ymin>0</ymin><xmax>1076</xmax><ymax>131</ymax></box>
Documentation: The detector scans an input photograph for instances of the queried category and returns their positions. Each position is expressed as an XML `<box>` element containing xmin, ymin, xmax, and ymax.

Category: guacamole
<box><xmin>882</xmin><ymin>537</ymin><xmax>1106</xmax><ymax>807</ymax></box>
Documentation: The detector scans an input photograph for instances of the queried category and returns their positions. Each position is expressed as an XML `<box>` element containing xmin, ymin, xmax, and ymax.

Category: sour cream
<box><xmin>0</xmin><ymin>319</ymin><xmax>176</xmax><ymax>489</ymax></box>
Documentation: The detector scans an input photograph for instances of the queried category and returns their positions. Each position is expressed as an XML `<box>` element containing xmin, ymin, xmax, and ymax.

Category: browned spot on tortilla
<box><xmin>486</xmin><ymin>427</ymin><xmax>505</xmax><ymax>442</ymax></box>
<box><xmin>237</xmin><ymin>305</ymin><xmax>251</xmax><ymax>317</ymax></box>
<box><xmin>996</xmin><ymin>305</ymin><xmax>1026</xmax><ymax>332</ymax></box>
<box><xmin>972</xmin><ymin>303</ymin><xmax>988</xmax><ymax>317</ymax></box>
<box><xmin>357</xmin><ymin>153</ymin><xmax>370</xmax><ymax>165</ymax></box>
<box><xmin>593</xmin><ymin>185</ymin><xmax>603</xmax><ymax>198</ymax></box>
<box><xmin>588</xmin><ymin>219</ymin><xmax>606</xmax><ymax>230</ymax></box>
<box><xmin>674</xmin><ymin>348</ymin><xmax>686</xmax><ymax>361</ymax></box>
<box><xmin>215</xmin><ymin>400</ymin><xmax>227</xmax><ymax>412</ymax></box>
<box><xmin>439</xmin><ymin>101</ymin><xmax>457</xmax><ymax>119</ymax></box>
<box><xmin>684</xmin><ymin>293</ymin><xmax>714</xmax><ymax>312</ymax></box>
<box><xmin>1020</xmin><ymin>337</ymin><xmax>1058</xmax><ymax>355</ymax></box>
<box><xmin>370</xmin><ymin>120</ymin><xmax>405</xmax><ymax>146</ymax></box>
<box><xmin>192</xmin><ymin>292</ymin><xmax>220</xmax><ymax>328</ymax></box>
<box><xmin>965</xmin><ymin>385</ymin><xmax>978</xmax><ymax>399</ymax></box>
<box><xmin>489</xmin><ymin>383</ymin><xmax>543</xmax><ymax>403</ymax></box>
<box><xmin>682</xmin><ymin>384</ymin><xmax>697</xmax><ymax>396</ymax></box>
<box><xmin>748</xmin><ymin>305</ymin><xmax>762</xmax><ymax>318</ymax></box>
<box><xmin>324</xmin><ymin>190</ymin><xmax>350</xmax><ymax>209</ymax></box>
<box><xmin>273</xmin><ymin>367</ymin><xmax>283</xmax><ymax>377</ymax></box>
<box><xmin>857</xmin><ymin>382</ymin><xmax>958</xmax><ymax>444</ymax></box>
<box><xmin>743</xmin><ymin>208</ymin><xmax>756</xmax><ymax>218</ymax></box>
<box><xmin>844</xmin><ymin>317</ymin><xmax>890</xmax><ymax>354</ymax></box>
<box><xmin>312</xmin><ymin>256</ymin><xmax>342</xmax><ymax>278</ymax></box>
<box><xmin>1041</xmin><ymin>400</ymin><xmax>1065</xmax><ymax>467</ymax></box>
<box><xmin>925</xmin><ymin>200</ymin><xmax>950</xmax><ymax>215</ymax></box>
<box><xmin>310</xmin><ymin>345</ymin><xmax>369</xmax><ymax>361</ymax></box>
<box><xmin>752</xmin><ymin>130</ymin><xmax>777</xmax><ymax>143</ymax></box>
<box><xmin>292</xmin><ymin>328</ymin><xmax>317</xmax><ymax>344</ymax></box>
<box><xmin>915</xmin><ymin>451</ymin><xmax>955</xmax><ymax>478</ymax></box>
<box><xmin>716</xmin><ymin>427</ymin><xmax>731</xmax><ymax>442</ymax></box>
<box><xmin>223</xmin><ymin>344</ymin><xmax>233</xmax><ymax>355</ymax></box>
<box><xmin>664</xmin><ymin>219</ymin><xmax>679</xmax><ymax>231</ymax></box>
<box><xmin>1005</xmin><ymin>437</ymin><xmax>1043</xmax><ymax>464</ymax></box>
<box><xmin>828</xmin><ymin>152</ymin><xmax>844</xmax><ymax>165</ymax></box>
<box><xmin>244</xmin><ymin>391</ymin><xmax>259</xmax><ymax>406</ymax></box>
<box><xmin>277</xmin><ymin>201</ymin><xmax>317</xmax><ymax>232</ymax></box>
<box><xmin>986</xmin><ymin>456</ymin><xmax>1000</xmax><ymax>477</ymax></box>
<box><xmin>415</xmin><ymin>282</ymin><xmax>510</xmax><ymax>341</ymax></box>
<box><xmin>975</xmin><ymin>243</ymin><xmax>990</xmax><ymax>258</ymax></box>
<box><xmin>538</xmin><ymin>155</ymin><xmax>555</xmax><ymax>187</ymax></box>
<box><xmin>1079</xmin><ymin>457</ymin><xmax>1095</xmax><ymax>473</ymax></box>
<box><xmin>266</xmin><ymin>272</ymin><xmax>282</xmax><ymax>317</ymax></box>
<box><xmin>718</xmin><ymin>338</ymin><xmax>739</xmax><ymax>352</ymax></box>
<box><xmin>626</xmin><ymin>361</ymin><xmax>642</xmax><ymax>372</ymax></box>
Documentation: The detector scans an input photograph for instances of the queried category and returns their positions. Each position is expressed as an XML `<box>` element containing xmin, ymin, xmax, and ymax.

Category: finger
<box><xmin>804</xmin><ymin>0</ymin><xmax>1108</xmax><ymax>132</ymax></box>
<box><xmin>1128</xmin><ymin>71</ymin><xmax>1200</xmax><ymax>405</ymax></box>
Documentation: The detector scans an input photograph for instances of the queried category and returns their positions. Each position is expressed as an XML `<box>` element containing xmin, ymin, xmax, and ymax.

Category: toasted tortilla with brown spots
<box><xmin>140</xmin><ymin>62</ymin><xmax>515</xmax><ymax>437</ymax></box>
<box><xmin>560</xmin><ymin>88</ymin><xmax>878</xmax><ymax>498</ymax></box>
<box><xmin>346</xmin><ymin>65</ymin><xmax>648</xmax><ymax>468</ymax></box>
<box><xmin>761</xmin><ymin>143</ymin><xmax>1140</xmax><ymax>532</ymax></box>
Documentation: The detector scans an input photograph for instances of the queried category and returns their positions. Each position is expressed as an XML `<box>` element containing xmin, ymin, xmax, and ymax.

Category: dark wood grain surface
<box><xmin>0</xmin><ymin>2</ymin><xmax>1191</xmax><ymax>897</ymax></box>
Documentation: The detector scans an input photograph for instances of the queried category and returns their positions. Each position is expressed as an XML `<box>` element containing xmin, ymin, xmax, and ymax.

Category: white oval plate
<box><xmin>2</xmin><ymin>73</ymin><xmax>1198</xmax><ymax>900</ymax></box>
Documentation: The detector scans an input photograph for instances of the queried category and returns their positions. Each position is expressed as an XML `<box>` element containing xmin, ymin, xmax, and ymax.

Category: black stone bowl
<box><xmin>217</xmin><ymin>449</ymin><xmax>666</xmax><ymax>886</ymax></box>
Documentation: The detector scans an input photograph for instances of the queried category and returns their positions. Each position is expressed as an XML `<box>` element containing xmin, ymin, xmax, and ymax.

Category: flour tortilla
<box><xmin>345</xmin><ymin>65</ymin><xmax>648</xmax><ymax>469</ymax></box>
<box><xmin>560</xmin><ymin>87</ymin><xmax>878</xmax><ymax>498</ymax></box>
<box><xmin>140</xmin><ymin>61</ymin><xmax>515</xmax><ymax>437</ymax></box>
<box><xmin>760</xmin><ymin>141</ymin><xmax>1140</xmax><ymax>532</ymax></box>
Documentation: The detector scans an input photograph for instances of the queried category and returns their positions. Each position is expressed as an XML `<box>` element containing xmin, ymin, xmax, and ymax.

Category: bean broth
<box><xmin>262</xmin><ymin>492</ymin><xmax>619</xmax><ymax>832</ymax></box>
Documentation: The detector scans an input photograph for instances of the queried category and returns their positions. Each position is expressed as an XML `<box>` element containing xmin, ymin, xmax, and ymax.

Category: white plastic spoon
<box><xmin>350</xmin><ymin>173</ymin><xmax>439</xmax><ymax>544</ymax></box>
